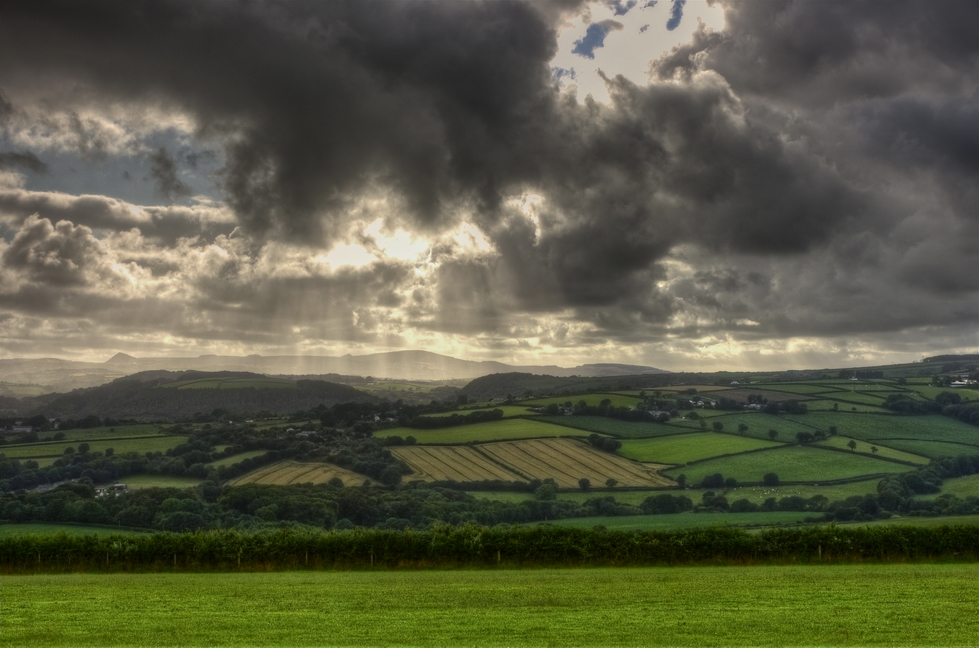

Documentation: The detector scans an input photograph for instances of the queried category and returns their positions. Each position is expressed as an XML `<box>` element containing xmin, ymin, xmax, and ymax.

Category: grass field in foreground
<box><xmin>2</xmin><ymin>565</ymin><xmax>973</xmax><ymax>647</ymax></box>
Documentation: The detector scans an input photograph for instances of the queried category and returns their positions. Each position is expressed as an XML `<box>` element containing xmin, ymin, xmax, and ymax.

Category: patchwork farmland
<box><xmin>393</xmin><ymin>438</ymin><xmax>674</xmax><ymax>488</ymax></box>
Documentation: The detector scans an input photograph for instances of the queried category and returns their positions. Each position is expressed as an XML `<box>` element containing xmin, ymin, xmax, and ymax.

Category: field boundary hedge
<box><xmin>1</xmin><ymin>525</ymin><xmax>976</xmax><ymax>573</ymax></box>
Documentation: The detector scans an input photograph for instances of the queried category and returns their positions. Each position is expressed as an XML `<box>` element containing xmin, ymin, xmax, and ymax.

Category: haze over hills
<box><xmin>0</xmin><ymin>350</ymin><xmax>667</xmax><ymax>394</ymax></box>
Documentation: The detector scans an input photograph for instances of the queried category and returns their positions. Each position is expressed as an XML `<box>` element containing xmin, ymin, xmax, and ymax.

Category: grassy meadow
<box><xmin>118</xmin><ymin>475</ymin><xmax>204</xmax><ymax>490</ymax></box>
<box><xmin>815</xmin><ymin>435</ymin><xmax>929</xmax><ymax>464</ymax></box>
<box><xmin>663</xmin><ymin>445</ymin><xmax>911</xmax><ymax>483</ymax></box>
<box><xmin>2</xmin><ymin>565</ymin><xmax>974</xmax><ymax>647</ymax></box>
<box><xmin>618</xmin><ymin>432</ymin><xmax>781</xmax><ymax>463</ymax></box>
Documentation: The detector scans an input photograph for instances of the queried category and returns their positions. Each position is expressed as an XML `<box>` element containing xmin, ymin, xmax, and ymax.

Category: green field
<box><xmin>0</xmin><ymin>523</ymin><xmax>145</xmax><ymax>538</ymax></box>
<box><xmin>928</xmin><ymin>473</ymin><xmax>979</xmax><ymax>499</ymax></box>
<box><xmin>823</xmin><ymin>392</ymin><xmax>891</xmax><ymax>406</ymax></box>
<box><xmin>913</xmin><ymin>385</ymin><xmax>979</xmax><ymax>401</ymax></box>
<box><xmin>801</xmin><ymin>399</ymin><xmax>889</xmax><ymax>413</ymax></box>
<box><xmin>863</xmin><ymin>438</ymin><xmax>978</xmax><ymax>459</ymax></box>
<box><xmin>422</xmin><ymin>406</ymin><xmax>540</xmax><ymax>418</ymax></box>
<box><xmin>664</xmin><ymin>445</ymin><xmax>911</xmax><ymax>484</ymax></box>
<box><xmin>847</xmin><ymin>514</ymin><xmax>979</xmax><ymax>528</ymax></box>
<box><xmin>537</xmin><ymin>415</ymin><xmax>689</xmax><ymax>439</ymax></box>
<box><xmin>0</xmin><ymin>383</ymin><xmax>49</xmax><ymax>396</ymax></box>
<box><xmin>119</xmin><ymin>475</ymin><xmax>204</xmax><ymax>490</ymax></box>
<box><xmin>619</xmin><ymin>433</ymin><xmax>782</xmax><ymax>464</ymax></box>
<box><xmin>2</xmin><ymin>566</ymin><xmax>973</xmax><ymax>647</ymax></box>
<box><xmin>539</xmin><ymin>510</ymin><xmax>814</xmax><ymax>530</ymax></box>
<box><xmin>207</xmin><ymin>450</ymin><xmax>269</xmax><ymax>468</ymax></box>
<box><xmin>375</xmin><ymin>418</ymin><xmax>588</xmax><ymax>444</ymax></box>
<box><xmin>781</xmin><ymin>412</ymin><xmax>979</xmax><ymax>448</ymax></box>
<box><xmin>667</xmin><ymin>412</ymin><xmax>816</xmax><ymax>439</ymax></box>
<box><xmin>752</xmin><ymin>383</ymin><xmax>846</xmax><ymax>395</ymax></box>
<box><xmin>519</xmin><ymin>393</ymin><xmax>642</xmax><ymax>408</ymax></box>
<box><xmin>816</xmin><ymin>436</ymin><xmax>929</xmax><ymax>465</ymax></box>
<box><xmin>161</xmin><ymin>377</ymin><xmax>296</xmax><ymax>389</ymax></box>
<box><xmin>0</xmin><ymin>435</ymin><xmax>187</xmax><ymax>460</ymax></box>
<box><xmin>31</xmin><ymin>424</ymin><xmax>168</xmax><ymax>442</ymax></box>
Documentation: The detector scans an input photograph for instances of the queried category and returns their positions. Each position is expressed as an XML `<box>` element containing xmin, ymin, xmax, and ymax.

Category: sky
<box><xmin>0</xmin><ymin>0</ymin><xmax>976</xmax><ymax>372</ymax></box>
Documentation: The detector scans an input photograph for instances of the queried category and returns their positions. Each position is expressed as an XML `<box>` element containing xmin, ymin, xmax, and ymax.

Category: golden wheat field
<box><xmin>393</xmin><ymin>438</ymin><xmax>673</xmax><ymax>487</ymax></box>
<box><xmin>226</xmin><ymin>461</ymin><xmax>371</xmax><ymax>487</ymax></box>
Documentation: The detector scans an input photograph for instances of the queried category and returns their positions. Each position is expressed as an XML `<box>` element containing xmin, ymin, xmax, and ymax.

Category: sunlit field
<box><xmin>2</xmin><ymin>565</ymin><xmax>974</xmax><ymax>647</ymax></box>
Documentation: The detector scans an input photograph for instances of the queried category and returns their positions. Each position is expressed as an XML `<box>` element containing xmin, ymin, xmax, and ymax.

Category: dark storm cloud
<box><xmin>572</xmin><ymin>20</ymin><xmax>624</xmax><ymax>59</ymax></box>
<box><xmin>147</xmin><ymin>147</ymin><xmax>191</xmax><ymax>202</ymax></box>
<box><xmin>0</xmin><ymin>151</ymin><xmax>48</xmax><ymax>174</ymax></box>
<box><xmin>654</xmin><ymin>0</ymin><xmax>979</xmax><ymax>102</ymax></box>
<box><xmin>0</xmin><ymin>0</ymin><xmax>566</xmax><ymax>242</ymax></box>
<box><xmin>0</xmin><ymin>0</ymin><xmax>975</xmax><ymax>357</ymax></box>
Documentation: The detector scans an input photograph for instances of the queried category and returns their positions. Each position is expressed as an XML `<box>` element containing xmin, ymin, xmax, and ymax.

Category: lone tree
<box><xmin>763</xmin><ymin>472</ymin><xmax>780</xmax><ymax>486</ymax></box>
<box><xmin>605</xmin><ymin>478</ymin><xmax>618</xmax><ymax>488</ymax></box>
<box><xmin>847</xmin><ymin>439</ymin><xmax>858</xmax><ymax>452</ymax></box>
<box><xmin>712</xmin><ymin>421</ymin><xmax>724</xmax><ymax>432</ymax></box>
<box><xmin>737</xmin><ymin>424</ymin><xmax>749</xmax><ymax>436</ymax></box>
<box><xmin>871</xmin><ymin>446</ymin><xmax>878</xmax><ymax>454</ymax></box>
<box><xmin>578</xmin><ymin>478</ymin><xmax>591</xmax><ymax>491</ymax></box>
<box><xmin>768</xmin><ymin>429</ymin><xmax>779</xmax><ymax>440</ymax></box>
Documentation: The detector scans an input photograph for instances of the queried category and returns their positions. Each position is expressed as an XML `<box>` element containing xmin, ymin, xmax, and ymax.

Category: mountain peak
<box><xmin>105</xmin><ymin>352</ymin><xmax>137</xmax><ymax>364</ymax></box>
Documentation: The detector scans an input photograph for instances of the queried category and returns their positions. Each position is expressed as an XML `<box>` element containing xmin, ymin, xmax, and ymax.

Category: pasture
<box><xmin>160</xmin><ymin>377</ymin><xmax>296</xmax><ymax>389</ymax></box>
<box><xmin>0</xmin><ymin>435</ymin><xmax>186</xmax><ymax>461</ymax></box>
<box><xmin>226</xmin><ymin>461</ymin><xmax>370</xmax><ymax>487</ymax></box>
<box><xmin>815</xmin><ymin>435</ymin><xmax>929</xmax><ymax>465</ymax></box>
<box><xmin>779</xmin><ymin>412</ymin><xmax>979</xmax><ymax>448</ymax></box>
<box><xmin>518</xmin><ymin>393</ymin><xmax>642</xmax><ymax>408</ymax></box>
<box><xmin>618</xmin><ymin>432</ymin><xmax>782</xmax><ymax>464</ymax></box>
<box><xmin>421</xmin><ymin>405</ymin><xmax>539</xmax><ymax>418</ymax></box>
<box><xmin>536</xmin><ymin>415</ymin><xmax>690</xmax><ymax>438</ymax></box>
<box><xmin>664</xmin><ymin>445</ymin><xmax>911</xmax><ymax>484</ymax></box>
<box><xmin>2</xmin><ymin>565</ymin><xmax>974</xmax><ymax>647</ymax></box>
<box><xmin>120</xmin><ymin>475</ymin><xmax>204</xmax><ymax>490</ymax></box>
<box><xmin>207</xmin><ymin>450</ymin><xmax>269</xmax><ymax>468</ymax></box>
<box><xmin>375</xmin><ymin>417</ymin><xmax>585</xmax><ymax>444</ymax></box>
<box><xmin>666</xmin><ymin>412</ymin><xmax>815</xmax><ymax>438</ymax></box>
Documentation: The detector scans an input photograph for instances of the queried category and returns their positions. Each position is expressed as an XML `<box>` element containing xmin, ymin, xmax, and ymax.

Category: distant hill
<box><xmin>21</xmin><ymin>371</ymin><xmax>376</xmax><ymax>421</ymax></box>
<box><xmin>460</xmin><ymin>372</ymin><xmax>675</xmax><ymax>402</ymax></box>
<box><xmin>0</xmin><ymin>350</ymin><xmax>668</xmax><ymax>394</ymax></box>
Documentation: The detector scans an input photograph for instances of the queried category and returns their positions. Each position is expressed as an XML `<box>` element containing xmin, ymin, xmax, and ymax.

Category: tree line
<box><xmin>1</xmin><ymin>524</ymin><xmax>976</xmax><ymax>574</ymax></box>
